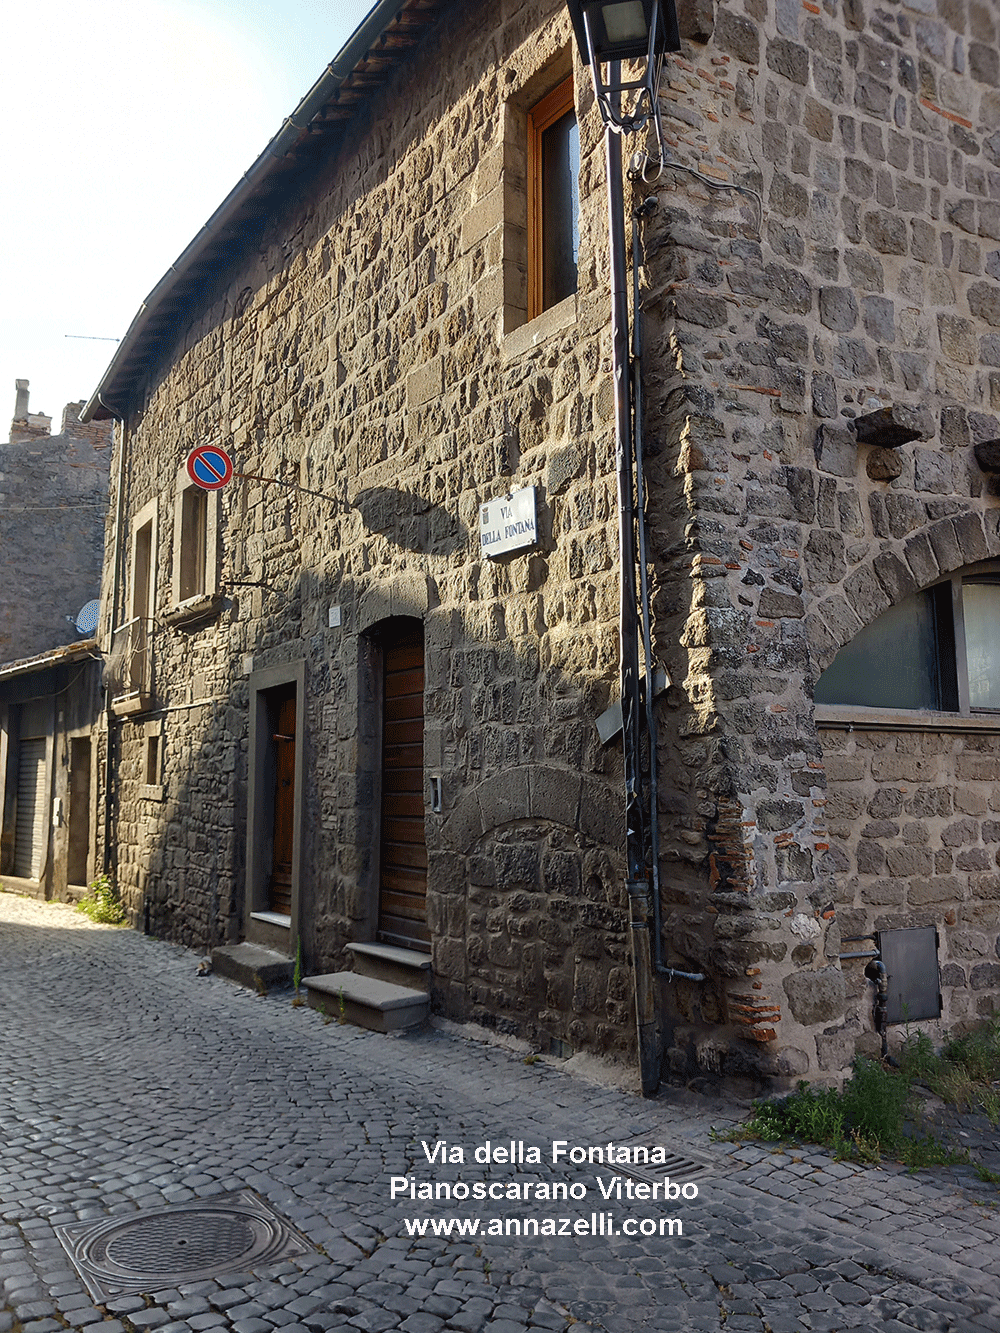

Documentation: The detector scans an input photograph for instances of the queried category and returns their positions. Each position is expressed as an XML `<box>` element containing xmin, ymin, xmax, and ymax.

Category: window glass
<box><xmin>962</xmin><ymin>581</ymin><xmax>1000</xmax><ymax>710</ymax></box>
<box><xmin>814</xmin><ymin>589</ymin><xmax>941</xmax><ymax>710</ymax></box>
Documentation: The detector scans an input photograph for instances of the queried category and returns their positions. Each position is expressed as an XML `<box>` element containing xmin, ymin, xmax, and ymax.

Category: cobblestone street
<box><xmin>2</xmin><ymin>893</ymin><xmax>999</xmax><ymax>1333</ymax></box>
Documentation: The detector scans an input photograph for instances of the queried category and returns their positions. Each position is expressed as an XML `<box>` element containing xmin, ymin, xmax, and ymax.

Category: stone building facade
<box><xmin>1</xmin><ymin>382</ymin><xmax>111</xmax><ymax>661</ymax></box>
<box><xmin>84</xmin><ymin>0</ymin><xmax>1000</xmax><ymax>1087</ymax></box>
<box><xmin>0</xmin><ymin>384</ymin><xmax>112</xmax><ymax>900</ymax></box>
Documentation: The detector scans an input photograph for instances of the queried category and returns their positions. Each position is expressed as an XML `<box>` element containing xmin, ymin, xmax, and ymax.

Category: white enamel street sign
<box><xmin>479</xmin><ymin>486</ymin><xmax>538</xmax><ymax>558</ymax></box>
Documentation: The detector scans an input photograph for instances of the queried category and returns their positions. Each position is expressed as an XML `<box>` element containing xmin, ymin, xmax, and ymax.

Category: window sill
<box><xmin>112</xmin><ymin>693</ymin><xmax>153</xmax><ymax>717</ymax></box>
<box><xmin>503</xmin><ymin>294</ymin><xmax>577</xmax><ymax>358</ymax></box>
<box><xmin>815</xmin><ymin>703</ymin><xmax>1000</xmax><ymax>733</ymax></box>
<box><xmin>140</xmin><ymin>784</ymin><xmax>164</xmax><ymax>802</ymax></box>
<box><xmin>163</xmin><ymin>592</ymin><xmax>223</xmax><ymax>630</ymax></box>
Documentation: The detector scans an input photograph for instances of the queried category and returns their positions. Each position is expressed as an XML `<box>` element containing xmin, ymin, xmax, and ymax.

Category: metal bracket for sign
<box><xmin>234</xmin><ymin>470</ymin><xmax>343</xmax><ymax>505</ymax></box>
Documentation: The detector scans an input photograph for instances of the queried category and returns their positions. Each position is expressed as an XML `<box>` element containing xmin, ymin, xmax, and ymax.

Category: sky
<box><xmin>1</xmin><ymin>0</ymin><xmax>374</xmax><ymax>430</ymax></box>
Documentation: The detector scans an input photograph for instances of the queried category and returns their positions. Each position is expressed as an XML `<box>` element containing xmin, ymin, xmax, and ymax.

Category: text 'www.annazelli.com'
<box><xmin>402</xmin><ymin>1214</ymin><xmax>683</xmax><ymax>1238</ymax></box>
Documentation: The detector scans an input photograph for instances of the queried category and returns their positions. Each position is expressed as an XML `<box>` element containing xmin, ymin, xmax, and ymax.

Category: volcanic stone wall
<box><xmin>100</xmin><ymin>0</ymin><xmax>640</xmax><ymax>1059</ymax></box>
<box><xmin>98</xmin><ymin>0</ymin><xmax>1000</xmax><ymax>1083</ymax></box>
<box><xmin>0</xmin><ymin>402</ymin><xmax>112</xmax><ymax>663</ymax></box>
<box><xmin>820</xmin><ymin>724</ymin><xmax>1000</xmax><ymax>1064</ymax></box>
<box><xmin>639</xmin><ymin>0</ymin><xmax>1000</xmax><ymax>1082</ymax></box>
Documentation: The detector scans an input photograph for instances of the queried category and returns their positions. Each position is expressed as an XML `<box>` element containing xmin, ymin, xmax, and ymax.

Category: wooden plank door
<box><xmin>378</xmin><ymin>628</ymin><xmax>429</xmax><ymax>950</ymax></box>
<box><xmin>268</xmin><ymin>688</ymin><xmax>296</xmax><ymax>916</ymax></box>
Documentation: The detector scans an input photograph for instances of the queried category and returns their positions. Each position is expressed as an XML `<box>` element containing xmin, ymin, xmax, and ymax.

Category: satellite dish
<box><xmin>75</xmin><ymin>599</ymin><xmax>101</xmax><ymax>635</ymax></box>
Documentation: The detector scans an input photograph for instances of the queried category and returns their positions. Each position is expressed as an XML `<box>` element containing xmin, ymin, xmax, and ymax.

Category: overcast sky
<box><xmin>1</xmin><ymin>0</ymin><xmax>373</xmax><ymax>428</ymax></box>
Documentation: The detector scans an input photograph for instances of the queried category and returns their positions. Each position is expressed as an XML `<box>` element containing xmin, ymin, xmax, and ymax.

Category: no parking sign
<box><xmin>186</xmin><ymin>445</ymin><xmax>234</xmax><ymax>490</ymax></box>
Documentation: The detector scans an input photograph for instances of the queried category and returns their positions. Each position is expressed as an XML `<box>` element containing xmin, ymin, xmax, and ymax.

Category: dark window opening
<box><xmin>815</xmin><ymin>571</ymin><xmax>999</xmax><ymax>714</ymax></box>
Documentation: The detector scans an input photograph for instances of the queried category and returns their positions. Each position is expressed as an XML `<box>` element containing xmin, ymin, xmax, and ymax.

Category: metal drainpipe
<box><xmin>102</xmin><ymin>402</ymin><xmax>128</xmax><ymax>880</ymax></box>
<box><xmin>630</xmin><ymin>198</ymin><xmax>707</xmax><ymax>989</ymax></box>
<box><xmin>842</xmin><ymin>935</ymin><xmax>893</xmax><ymax>1061</ymax></box>
<box><xmin>605</xmin><ymin>73</ymin><xmax>660</xmax><ymax>1096</ymax></box>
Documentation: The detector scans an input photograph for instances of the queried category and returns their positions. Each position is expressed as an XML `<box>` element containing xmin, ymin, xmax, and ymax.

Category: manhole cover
<box><xmin>55</xmin><ymin>1190</ymin><xmax>313</xmax><ymax>1300</ymax></box>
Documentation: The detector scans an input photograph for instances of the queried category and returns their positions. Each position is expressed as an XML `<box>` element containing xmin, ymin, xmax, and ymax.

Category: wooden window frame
<box><xmin>527</xmin><ymin>75</ymin><xmax>576</xmax><ymax>322</ymax></box>
<box><xmin>170</xmin><ymin>463</ymin><xmax>219</xmax><ymax>610</ymax></box>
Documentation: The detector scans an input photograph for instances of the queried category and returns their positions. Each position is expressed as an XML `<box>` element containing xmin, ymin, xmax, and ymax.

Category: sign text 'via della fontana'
<box><xmin>479</xmin><ymin>486</ymin><xmax>538</xmax><ymax>558</ymax></box>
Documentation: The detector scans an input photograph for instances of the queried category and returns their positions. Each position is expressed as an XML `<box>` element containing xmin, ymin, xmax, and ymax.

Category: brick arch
<box><xmin>441</xmin><ymin>764</ymin><xmax>623</xmax><ymax>853</ymax></box>
<box><xmin>806</xmin><ymin>510</ymin><xmax>1000</xmax><ymax>676</ymax></box>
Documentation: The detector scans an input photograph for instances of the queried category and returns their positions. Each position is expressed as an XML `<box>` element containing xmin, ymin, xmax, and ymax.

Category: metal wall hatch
<box><xmin>55</xmin><ymin>1189</ymin><xmax>313</xmax><ymax>1301</ymax></box>
<box><xmin>878</xmin><ymin>926</ymin><xmax>942</xmax><ymax>1024</ymax></box>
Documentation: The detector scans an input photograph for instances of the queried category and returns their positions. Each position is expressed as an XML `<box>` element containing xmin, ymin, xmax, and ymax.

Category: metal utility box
<box><xmin>877</xmin><ymin>927</ymin><xmax>942</xmax><ymax>1024</ymax></box>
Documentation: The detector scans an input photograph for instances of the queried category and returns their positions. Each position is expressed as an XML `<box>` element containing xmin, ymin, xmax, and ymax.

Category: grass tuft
<box><xmin>76</xmin><ymin>874</ymin><xmax>127</xmax><ymax>926</ymax></box>
<box><xmin>735</xmin><ymin>1016</ymin><xmax>1000</xmax><ymax>1175</ymax></box>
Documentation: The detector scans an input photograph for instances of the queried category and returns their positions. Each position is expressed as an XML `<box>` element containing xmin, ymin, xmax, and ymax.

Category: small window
<box><xmin>527</xmin><ymin>77</ymin><xmax>580</xmax><ymax>320</ymax></box>
<box><xmin>815</xmin><ymin>570</ymin><xmax>1000</xmax><ymax>714</ymax></box>
<box><xmin>145</xmin><ymin>733</ymin><xmax>160</xmax><ymax>785</ymax></box>
<box><xmin>961</xmin><ymin>581</ymin><xmax>1000</xmax><ymax>710</ymax></box>
<box><xmin>132</xmin><ymin>518</ymin><xmax>154</xmax><ymax>621</ymax></box>
<box><xmin>171</xmin><ymin>465</ymin><xmax>218</xmax><ymax>609</ymax></box>
<box><xmin>179</xmin><ymin>487</ymin><xmax>208</xmax><ymax>601</ymax></box>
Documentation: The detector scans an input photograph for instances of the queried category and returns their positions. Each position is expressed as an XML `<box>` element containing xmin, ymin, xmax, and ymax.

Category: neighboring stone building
<box><xmin>0</xmin><ymin>383</ymin><xmax>112</xmax><ymax>900</ymax></box>
<box><xmin>1</xmin><ymin>381</ymin><xmax>111</xmax><ymax>661</ymax></box>
<box><xmin>83</xmin><ymin>0</ymin><xmax>1000</xmax><ymax>1087</ymax></box>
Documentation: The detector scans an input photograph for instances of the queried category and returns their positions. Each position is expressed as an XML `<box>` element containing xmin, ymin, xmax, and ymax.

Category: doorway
<box><xmin>377</xmin><ymin>621</ymin><xmax>429</xmax><ymax>950</ymax></box>
<box><xmin>13</xmin><ymin>735</ymin><xmax>47</xmax><ymax>880</ymax></box>
<box><xmin>265</xmin><ymin>683</ymin><xmax>296</xmax><ymax>916</ymax></box>
<box><xmin>67</xmin><ymin>737</ymin><xmax>91</xmax><ymax>888</ymax></box>
<box><xmin>246</xmin><ymin>661</ymin><xmax>304</xmax><ymax>954</ymax></box>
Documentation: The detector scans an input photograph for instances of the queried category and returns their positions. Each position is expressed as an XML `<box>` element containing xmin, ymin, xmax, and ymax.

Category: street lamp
<box><xmin>566</xmin><ymin>0</ymin><xmax>680</xmax><ymax>1096</ymax></box>
<box><xmin>566</xmin><ymin>0</ymin><xmax>680</xmax><ymax>131</ymax></box>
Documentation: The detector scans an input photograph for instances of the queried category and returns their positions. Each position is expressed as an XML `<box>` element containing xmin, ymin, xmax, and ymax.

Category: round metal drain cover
<box><xmin>55</xmin><ymin>1190</ymin><xmax>313</xmax><ymax>1301</ymax></box>
<box><xmin>104</xmin><ymin>1211</ymin><xmax>258</xmax><ymax>1273</ymax></box>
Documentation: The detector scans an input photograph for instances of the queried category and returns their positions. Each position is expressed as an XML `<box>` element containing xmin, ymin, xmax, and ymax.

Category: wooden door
<box><xmin>378</xmin><ymin>628</ymin><xmax>429</xmax><ymax>950</ymax></box>
<box><xmin>268</xmin><ymin>688</ymin><xmax>296</xmax><ymax>916</ymax></box>
<box><xmin>67</xmin><ymin>738</ymin><xmax>91</xmax><ymax>887</ymax></box>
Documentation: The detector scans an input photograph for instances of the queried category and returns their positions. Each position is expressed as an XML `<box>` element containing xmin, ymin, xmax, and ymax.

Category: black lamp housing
<box><xmin>567</xmin><ymin>0</ymin><xmax>680</xmax><ymax>66</ymax></box>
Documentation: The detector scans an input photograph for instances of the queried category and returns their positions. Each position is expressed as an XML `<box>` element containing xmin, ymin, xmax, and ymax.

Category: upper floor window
<box><xmin>178</xmin><ymin>486</ymin><xmax>208</xmax><ymax>601</ymax></box>
<box><xmin>129</xmin><ymin>501</ymin><xmax>157</xmax><ymax>623</ymax></box>
<box><xmin>171</xmin><ymin>466</ymin><xmax>218</xmax><ymax>609</ymax></box>
<box><xmin>814</xmin><ymin>569</ymin><xmax>1000</xmax><ymax>714</ymax></box>
<box><xmin>527</xmin><ymin>76</ymin><xmax>579</xmax><ymax>320</ymax></box>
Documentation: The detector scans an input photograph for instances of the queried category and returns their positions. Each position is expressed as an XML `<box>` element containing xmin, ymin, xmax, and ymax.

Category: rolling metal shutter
<box><xmin>14</xmin><ymin>738</ymin><xmax>47</xmax><ymax>880</ymax></box>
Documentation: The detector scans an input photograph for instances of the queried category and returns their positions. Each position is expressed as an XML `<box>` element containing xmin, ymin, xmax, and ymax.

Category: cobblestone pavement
<box><xmin>2</xmin><ymin>893</ymin><xmax>1000</xmax><ymax>1333</ymax></box>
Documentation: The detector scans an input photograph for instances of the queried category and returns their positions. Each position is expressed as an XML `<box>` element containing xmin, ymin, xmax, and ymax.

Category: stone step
<box><xmin>346</xmin><ymin>941</ymin><xmax>432</xmax><ymax>993</ymax></box>
<box><xmin>301</xmin><ymin>971</ymin><xmax>429</xmax><ymax>1033</ymax></box>
<box><xmin>212</xmin><ymin>942</ymin><xmax>293</xmax><ymax>992</ymax></box>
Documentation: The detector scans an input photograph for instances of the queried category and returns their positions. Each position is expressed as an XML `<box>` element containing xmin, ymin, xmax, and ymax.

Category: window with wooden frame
<box><xmin>170</xmin><ymin>462</ymin><xmax>219</xmax><ymax>610</ymax></box>
<box><xmin>527</xmin><ymin>76</ymin><xmax>580</xmax><ymax>321</ymax></box>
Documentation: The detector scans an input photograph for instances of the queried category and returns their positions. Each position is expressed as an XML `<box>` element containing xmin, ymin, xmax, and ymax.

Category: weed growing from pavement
<box><xmin>728</xmin><ymin>1017</ymin><xmax>1000</xmax><ymax>1174</ymax></box>
<box><xmin>76</xmin><ymin>874</ymin><xmax>127</xmax><ymax>925</ymax></box>
<box><xmin>292</xmin><ymin>936</ymin><xmax>305</xmax><ymax>1007</ymax></box>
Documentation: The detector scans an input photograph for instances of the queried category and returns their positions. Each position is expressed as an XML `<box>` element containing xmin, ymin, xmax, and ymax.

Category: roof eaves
<box><xmin>0</xmin><ymin>640</ymin><xmax>100</xmax><ymax>683</ymax></box>
<box><xmin>82</xmin><ymin>0</ymin><xmax>443</xmax><ymax>424</ymax></box>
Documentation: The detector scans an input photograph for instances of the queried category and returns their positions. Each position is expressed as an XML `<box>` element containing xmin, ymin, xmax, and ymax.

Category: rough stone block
<box><xmin>782</xmin><ymin>966</ymin><xmax>847</xmax><ymax>1026</ymax></box>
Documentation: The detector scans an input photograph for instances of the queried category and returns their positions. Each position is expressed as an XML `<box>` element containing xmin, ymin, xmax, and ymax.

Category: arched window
<box><xmin>814</xmin><ymin>568</ymin><xmax>1000</xmax><ymax>714</ymax></box>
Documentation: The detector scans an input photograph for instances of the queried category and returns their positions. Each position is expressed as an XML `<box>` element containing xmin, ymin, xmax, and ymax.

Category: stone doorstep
<box><xmin>346</xmin><ymin>941</ymin><xmax>432</xmax><ymax>993</ymax></box>
<box><xmin>211</xmin><ymin>942</ymin><xmax>294</xmax><ymax>991</ymax></box>
<box><xmin>301</xmin><ymin>971</ymin><xmax>430</xmax><ymax>1033</ymax></box>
